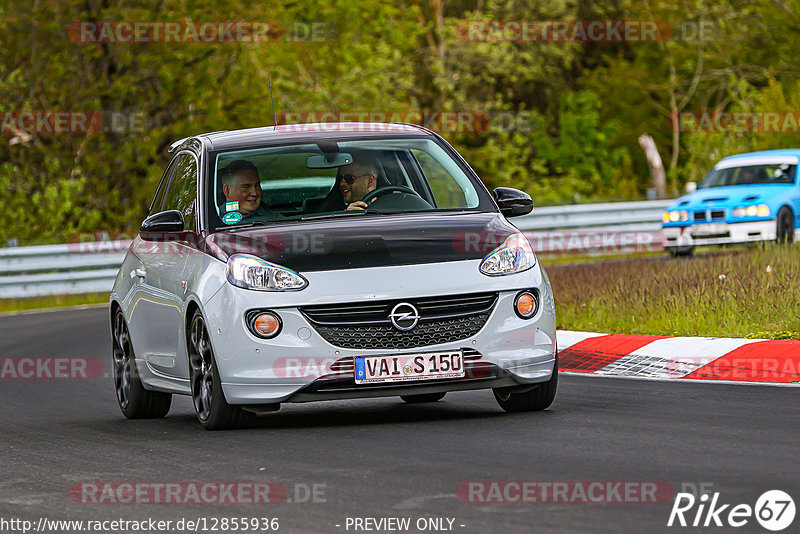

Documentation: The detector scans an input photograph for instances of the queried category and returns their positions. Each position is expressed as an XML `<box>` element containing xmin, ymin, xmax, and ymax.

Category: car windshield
<box><xmin>699</xmin><ymin>163</ymin><xmax>797</xmax><ymax>189</ymax></box>
<box><xmin>209</xmin><ymin>137</ymin><xmax>485</xmax><ymax>229</ymax></box>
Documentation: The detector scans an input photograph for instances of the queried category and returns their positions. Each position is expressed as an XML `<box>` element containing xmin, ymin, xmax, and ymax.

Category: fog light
<box><xmin>247</xmin><ymin>310</ymin><xmax>282</xmax><ymax>339</ymax></box>
<box><xmin>514</xmin><ymin>291</ymin><xmax>538</xmax><ymax>319</ymax></box>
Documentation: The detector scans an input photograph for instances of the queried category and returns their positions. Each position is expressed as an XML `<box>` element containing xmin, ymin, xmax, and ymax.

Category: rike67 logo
<box><xmin>668</xmin><ymin>490</ymin><xmax>795</xmax><ymax>531</ymax></box>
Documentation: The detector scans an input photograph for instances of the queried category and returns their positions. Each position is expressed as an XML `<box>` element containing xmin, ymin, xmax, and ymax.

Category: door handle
<box><xmin>130</xmin><ymin>268</ymin><xmax>146</xmax><ymax>279</ymax></box>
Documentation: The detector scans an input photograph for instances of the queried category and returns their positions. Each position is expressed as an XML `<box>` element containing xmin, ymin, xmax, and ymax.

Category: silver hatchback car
<box><xmin>110</xmin><ymin>123</ymin><xmax>557</xmax><ymax>429</ymax></box>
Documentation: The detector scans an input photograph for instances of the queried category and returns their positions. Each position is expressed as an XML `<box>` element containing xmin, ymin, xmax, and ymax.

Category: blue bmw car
<box><xmin>663</xmin><ymin>149</ymin><xmax>800</xmax><ymax>255</ymax></box>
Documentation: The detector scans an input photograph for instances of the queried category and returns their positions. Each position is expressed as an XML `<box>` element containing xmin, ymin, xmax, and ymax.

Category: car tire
<box><xmin>493</xmin><ymin>358</ymin><xmax>558</xmax><ymax>413</ymax></box>
<box><xmin>112</xmin><ymin>308</ymin><xmax>172</xmax><ymax>419</ymax></box>
<box><xmin>776</xmin><ymin>207</ymin><xmax>794</xmax><ymax>244</ymax></box>
<box><xmin>400</xmin><ymin>392</ymin><xmax>446</xmax><ymax>403</ymax></box>
<box><xmin>669</xmin><ymin>246</ymin><xmax>694</xmax><ymax>257</ymax></box>
<box><xmin>188</xmin><ymin>310</ymin><xmax>254</xmax><ymax>431</ymax></box>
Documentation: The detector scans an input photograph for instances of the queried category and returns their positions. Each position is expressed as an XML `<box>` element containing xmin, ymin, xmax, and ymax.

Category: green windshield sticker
<box><xmin>225</xmin><ymin>201</ymin><xmax>239</xmax><ymax>212</ymax></box>
<box><xmin>222</xmin><ymin>211</ymin><xmax>243</xmax><ymax>225</ymax></box>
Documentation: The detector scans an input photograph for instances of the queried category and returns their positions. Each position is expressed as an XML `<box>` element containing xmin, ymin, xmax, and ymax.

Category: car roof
<box><xmin>171</xmin><ymin>122</ymin><xmax>435</xmax><ymax>152</ymax></box>
<box><xmin>714</xmin><ymin>149</ymin><xmax>800</xmax><ymax>170</ymax></box>
<box><xmin>719</xmin><ymin>149</ymin><xmax>800</xmax><ymax>161</ymax></box>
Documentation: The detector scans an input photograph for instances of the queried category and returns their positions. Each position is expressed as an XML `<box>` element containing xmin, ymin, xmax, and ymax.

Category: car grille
<box><xmin>693</xmin><ymin>209</ymin><xmax>726</xmax><ymax>221</ymax></box>
<box><xmin>299</xmin><ymin>292</ymin><xmax>498</xmax><ymax>349</ymax></box>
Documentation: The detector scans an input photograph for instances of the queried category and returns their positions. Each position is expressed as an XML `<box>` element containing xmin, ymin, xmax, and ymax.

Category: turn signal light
<box><xmin>247</xmin><ymin>311</ymin><xmax>282</xmax><ymax>338</ymax></box>
<box><xmin>514</xmin><ymin>291</ymin><xmax>538</xmax><ymax>319</ymax></box>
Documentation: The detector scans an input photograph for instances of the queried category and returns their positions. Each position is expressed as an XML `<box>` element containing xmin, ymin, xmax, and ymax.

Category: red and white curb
<box><xmin>556</xmin><ymin>331</ymin><xmax>800</xmax><ymax>386</ymax></box>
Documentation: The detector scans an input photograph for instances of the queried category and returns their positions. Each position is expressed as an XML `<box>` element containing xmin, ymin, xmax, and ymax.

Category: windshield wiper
<box><xmin>300</xmin><ymin>209</ymin><xmax>390</xmax><ymax>221</ymax></box>
<box><xmin>300</xmin><ymin>211</ymin><xmax>368</xmax><ymax>221</ymax></box>
<box><xmin>216</xmin><ymin>220</ymin><xmax>269</xmax><ymax>231</ymax></box>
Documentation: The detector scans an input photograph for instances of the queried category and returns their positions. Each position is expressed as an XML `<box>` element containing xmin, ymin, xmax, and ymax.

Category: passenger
<box><xmin>220</xmin><ymin>160</ymin><xmax>283</xmax><ymax>221</ymax></box>
<box><xmin>738</xmin><ymin>168</ymin><xmax>756</xmax><ymax>184</ymax></box>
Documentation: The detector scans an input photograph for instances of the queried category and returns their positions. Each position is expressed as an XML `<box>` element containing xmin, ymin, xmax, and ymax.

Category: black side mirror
<box><xmin>140</xmin><ymin>210</ymin><xmax>184</xmax><ymax>234</ymax></box>
<box><xmin>493</xmin><ymin>187</ymin><xmax>533</xmax><ymax>217</ymax></box>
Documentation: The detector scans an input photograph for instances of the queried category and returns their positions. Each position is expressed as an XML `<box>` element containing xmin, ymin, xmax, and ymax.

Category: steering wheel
<box><xmin>362</xmin><ymin>185</ymin><xmax>421</xmax><ymax>204</ymax></box>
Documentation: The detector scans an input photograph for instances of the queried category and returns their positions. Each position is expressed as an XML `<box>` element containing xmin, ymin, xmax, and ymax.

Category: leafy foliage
<box><xmin>1</xmin><ymin>0</ymin><xmax>799</xmax><ymax>243</ymax></box>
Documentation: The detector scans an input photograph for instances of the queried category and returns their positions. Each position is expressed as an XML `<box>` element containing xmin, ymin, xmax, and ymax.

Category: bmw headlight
<box><xmin>479</xmin><ymin>233</ymin><xmax>536</xmax><ymax>276</ymax></box>
<box><xmin>732</xmin><ymin>204</ymin><xmax>770</xmax><ymax>218</ymax></box>
<box><xmin>226</xmin><ymin>254</ymin><xmax>308</xmax><ymax>291</ymax></box>
<box><xmin>664</xmin><ymin>210</ymin><xmax>688</xmax><ymax>223</ymax></box>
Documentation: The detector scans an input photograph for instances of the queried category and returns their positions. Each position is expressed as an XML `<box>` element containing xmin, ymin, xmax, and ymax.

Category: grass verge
<box><xmin>0</xmin><ymin>292</ymin><xmax>109</xmax><ymax>315</ymax></box>
<box><xmin>547</xmin><ymin>244</ymin><xmax>800</xmax><ymax>340</ymax></box>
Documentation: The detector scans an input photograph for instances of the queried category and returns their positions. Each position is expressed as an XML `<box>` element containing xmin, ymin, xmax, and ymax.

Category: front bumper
<box><xmin>198</xmin><ymin>259</ymin><xmax>557</xmax><ymax>404</ymax></box>
<box><xmin>663</xmin><ymin>220</ymin><xmax>777</xmax><ymax>248</ymax></box>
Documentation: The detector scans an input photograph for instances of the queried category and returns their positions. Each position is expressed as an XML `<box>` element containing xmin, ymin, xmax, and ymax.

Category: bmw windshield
<box><xmin>699</xmin><ymin>163</ymin><xmax>797</xmax><ymax>189</ymax></box>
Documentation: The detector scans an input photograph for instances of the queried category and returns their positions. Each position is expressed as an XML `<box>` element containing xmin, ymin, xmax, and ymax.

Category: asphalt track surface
<box><xmin>1</xmin><ymin>307</ymin><xmax>798</xmax><ymax>534</ymax></box>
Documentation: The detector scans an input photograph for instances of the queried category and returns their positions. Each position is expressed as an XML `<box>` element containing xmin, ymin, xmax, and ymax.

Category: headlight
<box><xmin>733</xmin><ymin>204</ymin><xmax>770</xmax><ymax>218</ymax></box>
<box><xmin>479</xmin><ymin>233</ymin><xmax>536</xmax><ymax>276</ymax></box>
<box><xmin>226</xmin><ymin>254</ymin><xmax>308</xmax><ymax>291</ymax></box>
<box><xmin>664</xmin><ymin>210</ymin><xmax>687</xmax><ymax>223</ymax></box>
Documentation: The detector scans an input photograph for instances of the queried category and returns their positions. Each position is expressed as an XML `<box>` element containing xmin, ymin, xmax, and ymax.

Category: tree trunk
<box><xmin>638</xmin><ymin>134</ymin><xmax>666</xmax><ymax>199</ymax></box>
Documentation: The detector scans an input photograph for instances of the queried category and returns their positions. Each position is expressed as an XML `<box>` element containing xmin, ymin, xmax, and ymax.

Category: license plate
<box><xmin>691</xmin><ymin>223</ymin><xmax>727</xmax><ymax>236</ymax></box>
<box><xmin>354</xmin><ymin>351</ymin><xmax>465</xmax><ymax>384</ymax></box>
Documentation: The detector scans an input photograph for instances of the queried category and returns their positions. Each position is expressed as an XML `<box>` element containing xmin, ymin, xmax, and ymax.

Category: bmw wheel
<box><xmin>776</xmin><ymin>207</ymin><xmax>794</xmax><ymax>244</ymax></box>
<box><xmin>112</xmin><ymin>308</ymin><xmax>172</xmax><ymax>419</ymax></box>
<box><xmin>188</xmin><ymin>310</ymin><xmax>253</xmax><ymax>430</ymax></box>
<box><xmin>669</xmin><ymin>246</ymin><xmax>694</xmax><ymax>257</ymax></box>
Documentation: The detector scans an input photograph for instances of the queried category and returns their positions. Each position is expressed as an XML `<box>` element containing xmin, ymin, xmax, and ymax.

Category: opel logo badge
<box><xmin>389</xmin><ymin>302</ymin><xmax>420</xmax><ymax>331</ymax></box>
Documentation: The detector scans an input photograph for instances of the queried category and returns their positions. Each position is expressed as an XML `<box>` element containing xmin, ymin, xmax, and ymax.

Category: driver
<box><xmin>337</xmin><ymin>158</ymin><xmax>379</xmax><ymax>211</ymax></box>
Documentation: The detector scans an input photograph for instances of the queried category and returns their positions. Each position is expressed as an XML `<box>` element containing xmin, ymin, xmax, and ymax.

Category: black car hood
<box><xmin>204</xmin><ymin>212</ymin><xmax>519</xmax><ymax>272</ymax></box>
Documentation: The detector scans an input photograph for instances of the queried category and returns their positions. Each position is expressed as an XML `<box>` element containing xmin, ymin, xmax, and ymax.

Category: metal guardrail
<box><xmin>0</xmin><ymin>200</ymin><xmax>672</xmax><ymax>299</ymax></box>
<box><xmin>513</xmin><ymin>199</ymin><xmax>672</xmax><ymax>232</ymax></box>
<box><xmin>0</xmin><ymin>243</ymin><xmax>129</xmax><ymax>299</ymax></box>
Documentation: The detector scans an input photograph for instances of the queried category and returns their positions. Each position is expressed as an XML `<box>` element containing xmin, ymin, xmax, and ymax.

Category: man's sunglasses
<box><xmin>337</xmin><ymin>172</ymin><xmax>373</xmax><ymax>185</ymax></box>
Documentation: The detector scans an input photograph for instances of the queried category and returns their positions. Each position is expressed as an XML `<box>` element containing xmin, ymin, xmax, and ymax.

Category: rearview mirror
<box><xmin>493</xmin><ymin>187</ymin><xmax>533</xmax><ymax>218</ymax></box>
<box><xmin>307</xmin><ymin>153</ymin><xmax>353</xmax><ymax>169</ymax></box>
<box><xmin>685</xmin><ymin>181</ymin><xmax>697</xmax><ymax>194</ymax></box>
<box><xmin>140</xmin><ymin>210</ymin><xmax>184</xmax><ymax>236</ymax></box>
